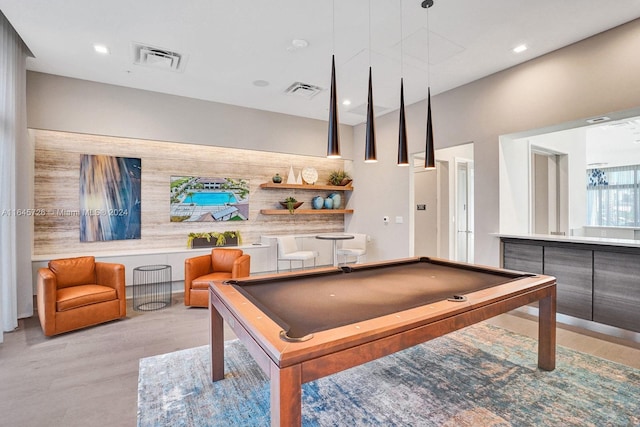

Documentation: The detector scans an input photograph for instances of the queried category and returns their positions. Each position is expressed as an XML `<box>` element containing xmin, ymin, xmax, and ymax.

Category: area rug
<box><xmin>138</xmin><ymin>323</ymin><xmax>640</xmax><ymax>426</ymax></box>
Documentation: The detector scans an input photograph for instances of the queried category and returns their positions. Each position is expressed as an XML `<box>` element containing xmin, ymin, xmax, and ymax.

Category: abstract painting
<box><xmin>79</xmin><ymin>154</ymin><xmax>141</xmax><ymax>242</ymax></box>
<box><xmin>170</xmin><ymin>176</ymin><xmax>249</xmax><ymax>222</ymax></box>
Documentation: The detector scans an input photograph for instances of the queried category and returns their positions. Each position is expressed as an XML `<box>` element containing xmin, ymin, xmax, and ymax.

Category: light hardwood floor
<box><xmin>1</xmin><ymin>292</ymin><xmax>638</xmax><ymax>427</ymax></box>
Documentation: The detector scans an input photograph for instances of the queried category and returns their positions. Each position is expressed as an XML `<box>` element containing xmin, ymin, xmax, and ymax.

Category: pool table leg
<box><xmin>209</xmin><ymin>297</ymin><xmax>225</xmax><ymax>382</ymax></box>
<box><xmin>270</xmin><ymin>362</ymin><xmax>302</xmax><ymax>427</ymax></box>
<box><xmin>537</xmin><ymin>287</ymin><xmax>557</xmax><ymax>371</ymax></box>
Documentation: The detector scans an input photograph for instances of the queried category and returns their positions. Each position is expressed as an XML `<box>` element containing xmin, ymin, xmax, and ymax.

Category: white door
<box><xmin>413</xmin><ymin>165</ymin><xmax>439</xmax><ymax>257</ymax></box>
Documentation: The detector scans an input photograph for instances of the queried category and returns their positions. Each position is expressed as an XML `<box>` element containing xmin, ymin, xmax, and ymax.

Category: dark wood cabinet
<box><xmin>503</xmin><ymin>241</ymin><xmax>543</xmax><ymax>274</ymax></box>
<box><xmin>593</xmin><ymin>251</ymin><xmax>640</xmax><ymax>332</ymax></box>
<box><xmin>544</xmin><ymin>246</ymin><xmax>593</xmax><ymax>320</ymax></box>
<box><xmin>501</xmin><ymin>237</ymin><xmax>640</xmax><ymax>333</ymax></box>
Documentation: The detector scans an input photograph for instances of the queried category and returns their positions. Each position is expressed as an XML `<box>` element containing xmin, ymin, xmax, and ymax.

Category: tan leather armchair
<box><xmin>184</xmin><ymin>248</ymin><xmax>250</xmax><ymax>307</ymax></box>
<box><xmin>37</xmin><ymin>256</ymin><xmax>126</xmax><ymax>336</ymax></box>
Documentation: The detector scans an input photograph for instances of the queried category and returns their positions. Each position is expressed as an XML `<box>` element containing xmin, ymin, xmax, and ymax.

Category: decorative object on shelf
<box><xmin>328</xmin><ymin>192</ymin><xmax>342</xmax><ymax>209</ymax></box>
<box><xmin>296</xmin><ymin>171</ymin><xmax>303</xmax><ymax>185</ymax></box>
<box><xmin>302</xmin><ymin>167</ymin><xmax>318</xmax><ymax>185</ymax></box>
<box><xmin>324</xmin><ymin>197</ymin><xmax>334</xmax><ymax>209</ymax></box>
<box><xmin>312</xmin><ymin>196</ymin><xmax>324</xmax><ymax>210</ymax></box>
<box><xmin>328</xmin><ymin>170</ymin><xmax>352</xmax><ymax>186</ymax></box>
<box><xmin>272</xmin><ymin>173</ymin><xmax>282</xmax><ymax>184</ymax></box>
<box><xmin>280</xmin><ymin>196</ymin><xmax>303</xmax><ymax>214</ymax></box>
<box><xmin>187</xmin><ymin>230</ymin><xmax>242</xmax><ymax>249</ymax></box>
<box><xmin>286</xmin><ymin>166</ymin><xmax>296</xmax><ymax>184</ymax></box>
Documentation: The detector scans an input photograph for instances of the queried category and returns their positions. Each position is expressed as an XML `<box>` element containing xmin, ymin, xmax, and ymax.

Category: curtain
<box><xmin>0</xmin><ymin>12</ymin><xmax>31</xmax><ymax>343</ymax></box>
<box><xmin>587</xmin><ymin>166</ymin><xmax>639</xmax><ymax>227</ymax></box>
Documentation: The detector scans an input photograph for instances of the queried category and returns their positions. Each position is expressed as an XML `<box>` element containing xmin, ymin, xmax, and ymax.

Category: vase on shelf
<box><xmin>323</xmin><ymin>197</ymin><xmax>334</xmax><ymax>209</ymax></box>
<box><xmin>328</xmin><ymin>192</ymin><xmax>341</xmax><ymax>209</ymax></box>
<box><xmin>272</xmin><ymin>173</ymin><xmax>282</xmax><ymax>184</ymax></box>
<box><xmin>312</xmin><ymin>196</ymin><xmax>324</xmax><ymax>210</ymax></box>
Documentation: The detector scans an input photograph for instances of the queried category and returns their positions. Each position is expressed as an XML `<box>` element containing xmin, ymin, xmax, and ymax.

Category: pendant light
<box><xmin>425</xmin><ymin>87</ymin><xmax>435</xmax><ymax>169</ymax></box>
<box><xmin>327</xmin><ymin>0</ymin><xmax>341</xmax><ymax>159</ymax></box>
<box><xmin>364</xmin><ymin>0</ymin><xmax>377</xmax><ymax>163</ymax></box>
<box><xmin>397</xmin><ymin>0</ymin><xmax>409</xmax><ymax>166</ymax></box>
<box><xmin>422</xmin><ymin>0</ymin><xmax>436</xmax><ymax>170</ymax></box>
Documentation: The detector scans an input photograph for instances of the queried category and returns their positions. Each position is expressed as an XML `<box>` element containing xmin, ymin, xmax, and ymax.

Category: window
<box><xmin>587</xmin><ymin>166</ymin><xmax>640</xmax><ymax>226</ymax></box>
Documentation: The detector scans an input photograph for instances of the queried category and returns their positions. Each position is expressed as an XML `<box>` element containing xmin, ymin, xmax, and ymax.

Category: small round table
<box><xmin>315</xmin><ymin>234</ymin><xmax>354</xmax><ymax>267</ymax></box>
<box><xmin>133</xmin><ymin>264</ymin><xmax>172</xmax><ymax>311</ymax></box>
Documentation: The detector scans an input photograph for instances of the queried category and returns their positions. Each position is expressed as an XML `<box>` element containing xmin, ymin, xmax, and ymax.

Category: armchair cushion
<box><xmin>49</xmin><ymin>256</ymin><xmax>96</xmax><ymax>288</ymax></box>
<box><xmin>191</xmin><ymin>273</ymin><xmax>233</xmax><ymax>290</ymax></box>
<box><xmin>211</xmin><ymin>249</ymin><xmax>244</xmax><ymax>271</ymax></box>
<box><xmin>56</xmin><ymin>285</ymin><xmax>118</xmax><ymax>312</ymax></box>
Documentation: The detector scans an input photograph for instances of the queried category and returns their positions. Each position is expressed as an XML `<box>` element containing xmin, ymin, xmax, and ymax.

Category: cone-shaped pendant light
<box><xmin>327</xmin><ymin>54</ymin><xmax>341</xmax><ymax>158</ymax></box>
<box><xmin>397</xmin><ymin>78</ymin><xmax>409</xmax><ymax>166</ymax></box>
<box><xmin>424</xmin><ymin>87</ymin><xmax>435</xmax><ymax>169</ymax></box>
<box><xmin>364</xmin><ymin>66</ymin><xmax>377</xmax><ymax>163</ymax></box>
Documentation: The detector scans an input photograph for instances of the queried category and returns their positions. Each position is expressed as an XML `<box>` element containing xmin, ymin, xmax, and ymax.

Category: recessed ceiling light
<box><xmin>253</xmin><ymin>80</ymin><xmax>270</xmax><ymax>87</ymax></box>
<box><xmin>586</xmin><ymin>116</ymin><xmax>611</xmax><ymax>124</ymax></box>
<box><xmin>342</xmin><ymin>99</ymin><xmax>351</xmax><ymax>106</ymax></box>
<box><xmin>93</xmin><ymin>44</ymin><xmax>110</xmax><ymax>55</ymax></box>
<box><xmin>512</xmin><ymin>44</ymin><xmax>527</xmax><ymax>54</ymax></box>
<box><xmin>286</xmin><ymin>39</ymin><xmax>309</xmax><ymax>52</ymax></box>
<box><xmin>292</xmin><ymin>39</ymin><xmax>308</xmax><ymax>48</ymax></box>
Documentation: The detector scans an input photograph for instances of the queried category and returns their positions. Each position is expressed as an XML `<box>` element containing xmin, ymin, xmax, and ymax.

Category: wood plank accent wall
<box><xmin>32</xmin><ymin>129</ymin><xmax>351</xmax><ymax>256</ymax></box>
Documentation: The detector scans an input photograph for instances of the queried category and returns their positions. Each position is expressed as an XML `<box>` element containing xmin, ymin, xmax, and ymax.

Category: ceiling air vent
<box><xmin>131</xmin><ymin>42</ymin><xmax>187</xmax><ymax>72</ymax></box>
<box><xmin>284</xmin><ymin>82</ymin><xmax>323</xmax><ymax>99</ymax></box>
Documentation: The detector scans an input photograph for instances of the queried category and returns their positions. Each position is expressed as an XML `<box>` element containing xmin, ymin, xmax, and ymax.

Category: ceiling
<box><xmin>2</xmin><ymin>0</ymin><xmax>640</xmax><ymax>126</ymax></box>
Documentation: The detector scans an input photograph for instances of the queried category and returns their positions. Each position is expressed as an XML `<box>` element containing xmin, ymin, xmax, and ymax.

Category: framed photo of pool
<box><xmin>170</xmin><ymin>176</ymin><xmax>250</xmax><ymax>222</ymax></box>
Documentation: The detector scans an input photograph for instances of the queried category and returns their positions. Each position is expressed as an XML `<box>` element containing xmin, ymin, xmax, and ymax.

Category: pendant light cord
<box><xmin>332</xmin><ymin>0</ymin><xmax>336</xmax><ymax>54</ymax></box>
<box><xmin>426</xmin><ymin>4</ymin><xmax>430</xmax><ymax>86</ymax></box>
<box><xmin>369</xmin><ymin>0</ymin><xmax>372</xmax><ymax>66</ymax></box>
<box><xmin>400</xmin><ymin>0</ymin><xmax>404</xmax><ymax>78</ymax></box>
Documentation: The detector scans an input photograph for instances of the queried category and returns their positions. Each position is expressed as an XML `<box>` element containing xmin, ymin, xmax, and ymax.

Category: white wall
<box><xmin>27</xmin><ymin>72</ymin><xmax>355</xmax><ymax>159</ymax></box>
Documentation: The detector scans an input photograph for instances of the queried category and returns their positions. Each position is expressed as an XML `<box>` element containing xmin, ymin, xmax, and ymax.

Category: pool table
<box><xmin>208</xmin><ymin>257</ymin><xmax>556</xmax><ymax>426</ymax></box>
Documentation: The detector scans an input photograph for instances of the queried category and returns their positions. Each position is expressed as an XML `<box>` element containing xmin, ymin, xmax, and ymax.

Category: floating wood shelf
<box><xmin>260</xmin><ymin>209</ymin><xmax>354</xmax><ymax>215</ymax></box>
<box><xmin>260</xmin><ymin>183</ymin><xmax>353</xmax><ymax>191</ymax></box>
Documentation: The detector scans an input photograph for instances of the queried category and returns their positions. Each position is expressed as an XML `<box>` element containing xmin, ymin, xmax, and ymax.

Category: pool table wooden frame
<box><xmin>209</xmin><ymin>257</ymin><xmax>556</xmax><ymax>427</ymax></box>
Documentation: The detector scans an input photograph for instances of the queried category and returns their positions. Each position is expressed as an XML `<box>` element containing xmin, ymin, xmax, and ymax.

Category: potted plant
<box><xmin>187</xmin><ymin>230</ymin><xmax>242</xmax><ymax>248</ymax></box>
<box><xmin>328</xmin><ymin>170</ymin><xmax>352</xmax><ymax>186</ymax></box>
<box><xmin>279</xmin><ymin>196</ymin><xmax>303</xmax><ymax>214</ymax></box>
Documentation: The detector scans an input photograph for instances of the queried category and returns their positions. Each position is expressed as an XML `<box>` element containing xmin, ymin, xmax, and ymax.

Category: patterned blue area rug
<box><xmin>137</xmin><ymin>323</ymin><xmax>640</xmax><ymax>426</ymax></box>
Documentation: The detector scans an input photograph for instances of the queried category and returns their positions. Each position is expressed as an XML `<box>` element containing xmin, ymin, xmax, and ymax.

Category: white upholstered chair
<box><xmin>336</xmin><ymin>233</ymin><xmax>367</xmax><ymax>265</ymax></box>
<box><xmin>276</xmin><ymin>236</ymin><xmax>318</xmax><ymax>272</ymax></box>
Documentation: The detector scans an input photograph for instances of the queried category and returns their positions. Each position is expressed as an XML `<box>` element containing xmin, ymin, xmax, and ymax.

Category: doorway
<box><xmin>412</xmin><ymin>143</ymin><xmax>474</xmax><ymax>261</ymax></box>
<box><xmin>530</xmin><ymin>147</ymin><xmax>568</xmax><ymax>235</ymax></box>
<box><xmin>455</xmin><ymin>158</ymin><xmax>474</xmax><ymax>262</ymax></box>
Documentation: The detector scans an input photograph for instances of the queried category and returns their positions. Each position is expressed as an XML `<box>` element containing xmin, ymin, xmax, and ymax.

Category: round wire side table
<box><xmin>133</xmin><ymin>264</ymin><xmax>172</xmax><ymax>311</ymax></box>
